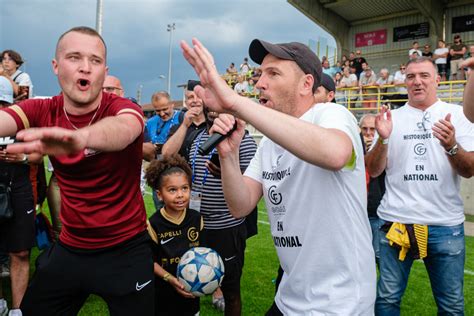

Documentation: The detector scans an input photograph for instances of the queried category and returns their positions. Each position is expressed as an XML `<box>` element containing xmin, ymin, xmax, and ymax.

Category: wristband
<box><xmin>379</xmin><ymin>138</ymin><xmax>389</xmax><ymax>145</ymax></box>
<box><xmin>163</xmin><ymin>272</ymin><xmax>171</xmax><ymax>282</ymax></box>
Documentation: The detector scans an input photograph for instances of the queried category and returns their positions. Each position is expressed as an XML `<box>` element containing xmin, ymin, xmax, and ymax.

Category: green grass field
<box><xmin>3</xmin><ymin>188</ymin><xmax>473</xmax><ymax>315</ymax></box>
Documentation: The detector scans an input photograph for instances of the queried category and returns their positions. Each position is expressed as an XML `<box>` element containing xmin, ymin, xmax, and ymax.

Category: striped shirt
<box><xmin>188</xmin><ymin>130</ymin><xmax>257</xmax><ymax>229</ymax></box>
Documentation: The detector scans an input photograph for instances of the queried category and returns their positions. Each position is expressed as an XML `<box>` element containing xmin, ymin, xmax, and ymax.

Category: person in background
<box><xmin>334</xmin><ymin>72</ymin><xmax>345</xmax><ymax>104</ymax></box>
<box><xmin>392</xmin><ymin>63</ymin><xmax>408</xmax><ymax>109</ymax></box>
<box><xmin>146</xmin><ymin>154</ymin><xmax>202</xmax><ymax>316</ymax></box>
<box><xmin>233</xmin><ymin>75</ymin><xmax>248</xmax><ymax>96</ymax></box>
<box><xmin>433</xmin><ymin>40</ymin><xmax>449</xmax><ymax>82</ymax></box>
<box><xmin>366</xmin><ymin>57</ymin><xmax>474</xmax><ymax>315</ymax></box>
<box><xmin>316</xmin><ymin>73</ymin><xmax>336</xmax><ymax>103</ymax></box>
<box><xmin>143</xmin><ymin>91</ymin><xmax>183</xmax><ymax>210</ymax></box>
<box><xmin>0</xmin><ymin>76</ymin><xmax>40</xmax><ymax>316</ymax></box>
<box><xmin>0</xmin><ymin>50</ymin><xmax>33</xmax><ymax>100</ymax></box>
<box><xmin>239</xmin><ymin>58</ymin><xmax>251</xmax><ymax>76</ymax></box>
<box><xmin>359</xmin><ymin>114</ymin><xmax>384</xmax><ymax>264</ymax></box>
<box><xmin>375</xmin><ymin>68</ymin><xmax>395</xmax><ymax>107</ymax></box>
<box><xmin>408</xmin><ymin>41</ymin><xmax>422</xmax><ymax>60</ymax></box>
<box><xmin>359</xmin><ymin>67</ymin><xmax>377</xmax><ymax>108</ymax></box>
<box><xmin>450</xmin><ymin>34</ymin><xmax>467</xmax><ymax>80</ymax></box>
<box><xmin>102</xmin><ymin>75</ymin><xmax>124</xmax><ymax>97</ymax></box>
<box><xmin>422</xmin><ymin>44</ymin><xmax>433</xmax><ymax>59</ymax></box>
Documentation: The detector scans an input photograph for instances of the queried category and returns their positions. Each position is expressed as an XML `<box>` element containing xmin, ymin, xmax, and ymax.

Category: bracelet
<box><xmin>379</xmin><ymin>138</ymin><xmax>389</xmax><ymax>145</ymax></box>
<box><xmin>163</xmin><ymin>272</ymin><xmax>171</xmax><ymax>282</ymax></box>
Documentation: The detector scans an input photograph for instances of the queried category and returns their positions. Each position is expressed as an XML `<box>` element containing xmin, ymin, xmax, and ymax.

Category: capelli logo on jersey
<box><xmin>268</xmin><ymin>185</ymin><xmax>282</xmax><ymax>205</ymax></box>
<box><xmin>413</xmin><ymin>143</ymin><xmax>427</xmax><ymax>156</ymax></box>
<box><xmin>187</xmin><ymin>227</ymin><xmax>199</xmax><ymax>242</ymax></box>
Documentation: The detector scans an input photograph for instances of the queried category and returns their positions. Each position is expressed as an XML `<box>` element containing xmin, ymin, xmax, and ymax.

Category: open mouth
<box><xmin>259</xmin><ymin>96</ymin><xmax>268</xmax><ymax>105</ymax></box>
<box><xmin>77</xmin><ymin>79</ymin><xmax>91</xmax><ymax>90</ymax></box>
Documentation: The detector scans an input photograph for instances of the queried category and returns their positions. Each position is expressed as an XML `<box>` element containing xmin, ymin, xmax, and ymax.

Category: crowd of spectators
<box><xmin>312</xmin><ymin>34</ymin><xmax>473</xmax><ymax>109</ymax></box>
<box><xmin>0</xmin><ymin>29</ymin><xmax>473</xmax><ymax>316</ymax></box>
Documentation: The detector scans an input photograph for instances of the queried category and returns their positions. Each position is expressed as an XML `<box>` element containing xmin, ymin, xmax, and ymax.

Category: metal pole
<box><xmin>137</xmin><ymin>85</ymin><xmax>143</xmax><ymax>105</ymax></box>
<box><xmin>96</xmin><ymin>0</ymin><xmax>103</xmax><ymax>35</ymax></box>
<box><xmin>167</xmin><ymin>23</ymin><xmax>175</xmax><ymax>95</ymax></box>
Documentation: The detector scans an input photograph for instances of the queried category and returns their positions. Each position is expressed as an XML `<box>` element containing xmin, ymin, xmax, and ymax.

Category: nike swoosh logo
<box><xmin>224</xmin><ymin>255</ymin><xmax>236</xmax><ymax>261</ymax></box>
<box><xmin>136</xmin><ymin>280</ymin><xmax>152</xmax><ymax>291</ymax></box>
<box><xmin>26</xmin><ymin>209</ymin><xmax>34</xmax><ymax>214</ymax></box>
<box><xmin>160</xmin><ymin>237</ymin><xmax>174</xmax><ymax>245</ymax></box>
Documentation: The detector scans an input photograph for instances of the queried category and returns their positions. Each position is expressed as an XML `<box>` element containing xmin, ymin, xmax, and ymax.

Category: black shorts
<box><xmin>437</xmin><ymin>63</ymin><xmax>447</xmax><ymax>75</ymax></box>
<box><xmin>200</xmin><ymin>223</ymin><xmax>247</xmax><ymax>296</ymax></box>
<box><xmin>21</xmin><ymin>231</ymin><xmax>155</xmax><ymax>316</ymax></box>
<box><xmin>0</xmin><ymin>179</ymin><xmax>35</xmax><ymax>253</ymax></box>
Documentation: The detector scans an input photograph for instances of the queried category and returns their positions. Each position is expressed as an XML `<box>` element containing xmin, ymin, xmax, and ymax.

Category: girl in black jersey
<box><xmin>146</xmin><ymin>154</ymin><xmax>203</xmax><ymax>316</ymax></box>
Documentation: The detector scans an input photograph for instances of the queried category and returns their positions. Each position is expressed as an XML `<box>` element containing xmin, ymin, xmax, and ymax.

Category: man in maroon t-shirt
<box><xmin>0</xmin><ymin>26</ymin><xmax>154</xmax><ymax>315</ymax></box>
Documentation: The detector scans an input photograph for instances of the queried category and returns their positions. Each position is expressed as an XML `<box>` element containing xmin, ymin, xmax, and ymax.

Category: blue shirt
<box><xmin>144</xmin><ymin>110</ymin><xmax>182</xmax><ymax>144</ymax></box>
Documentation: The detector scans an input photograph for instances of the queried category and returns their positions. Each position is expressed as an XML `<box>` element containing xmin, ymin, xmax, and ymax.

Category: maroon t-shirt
<box><xmin>2</xmin><ymin>93</ymin><xmax>147</xmax><ymax>249</ymax></box>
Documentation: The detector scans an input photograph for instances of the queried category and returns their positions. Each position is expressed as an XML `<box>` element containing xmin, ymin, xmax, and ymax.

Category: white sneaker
<box><xmin>8</xmin><ymin>309</ymin><xmax>21</xmax><ymax>316</ymax></box>
<box><xmin>0</xmin><ymin>299</ymin><xmax>8</xmax><ymax>316</ymax></box>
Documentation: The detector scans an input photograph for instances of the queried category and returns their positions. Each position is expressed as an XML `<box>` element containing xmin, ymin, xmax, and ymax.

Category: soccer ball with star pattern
<box><xmin>176</xmin><ymin>247</ymin><xmax>225</xmax><ymax>297</ymax></box>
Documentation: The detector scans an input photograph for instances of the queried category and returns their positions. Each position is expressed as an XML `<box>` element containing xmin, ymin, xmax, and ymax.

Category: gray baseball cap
<box><xmin>249</xmin><ymin>39</ymin><xmax>322</xmax><ymax>91</ymax></box>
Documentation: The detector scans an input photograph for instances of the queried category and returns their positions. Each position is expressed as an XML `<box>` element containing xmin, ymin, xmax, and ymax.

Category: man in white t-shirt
<box><xmin>181</xmin><ymin>38</ymin><xmax>376</xmax><ymax>315</ymax></box>
<box><xmin>433</xmin><ymin>40</ymin><xmax>449</xmax><ymax>81</ymax></box>
<box><xmin>340</xmin><ymin>66</ymin><xmax>358</xmax><ymax>106</ymax></box>
<box><xmin>366</xmin><ymin>57</ymin><xmax>474</xmax><ymax>315</ymax></box>
<box><xmin>408</xmin><ymin>41</ymin><xmax>422</xmax><ymax>60</ymax></box>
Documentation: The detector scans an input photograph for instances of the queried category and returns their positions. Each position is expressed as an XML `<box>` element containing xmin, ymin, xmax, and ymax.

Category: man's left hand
<box><xmin>432</xmin><ymin>113</ymin><xmax>456</xmax><ymax>151</ymax></box>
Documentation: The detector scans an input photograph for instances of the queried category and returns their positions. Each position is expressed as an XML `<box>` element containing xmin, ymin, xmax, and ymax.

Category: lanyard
<box><xmin>191</xmin><ymin>130</ymin><xmax>216</xmax><ymax>186</ymax></box>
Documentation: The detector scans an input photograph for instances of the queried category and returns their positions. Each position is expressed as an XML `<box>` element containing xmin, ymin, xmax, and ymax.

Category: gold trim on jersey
<box><xmin>117</xmin><ymin>109</ymin><xmax>144</xmax><ymax>124</ymax></box>
<box><xmin>161</xmin><ymin>207</ymin><xmax>187</xmax><ymax>225</ymax></box>
<box><xmin>146</xmin><ymin>220</ymin><xmax>159</xmax><ymax>244</ymax></box>
<box><xmin>10</xmin><ymin>105</ymin><xmax>30</xmax><ymax>129</ymax></box>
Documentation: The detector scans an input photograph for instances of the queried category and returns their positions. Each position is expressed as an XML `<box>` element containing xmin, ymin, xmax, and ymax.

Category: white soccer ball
<box><xmin>176</xmin><ymin>247</ymin><xmax>225</xmax><ymax>297</ymax></box>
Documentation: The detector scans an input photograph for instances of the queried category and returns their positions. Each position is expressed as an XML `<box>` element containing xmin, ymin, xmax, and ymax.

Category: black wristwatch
<box><xmin>445</xmin><ymin>144</ymin><xmax>459</xmax><ymax>157</ymax></box>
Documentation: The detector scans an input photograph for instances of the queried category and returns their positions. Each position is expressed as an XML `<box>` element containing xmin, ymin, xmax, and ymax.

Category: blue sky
<box><xmin>1</xmin><ymin>0</ymin><xmax>336</xmax><ymax>103</ymax></box>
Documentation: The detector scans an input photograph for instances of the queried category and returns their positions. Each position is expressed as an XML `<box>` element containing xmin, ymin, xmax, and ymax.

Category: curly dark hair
<box><xmin>145</xmin><ymin>154</ymin><xmax>192</xmax><ymax>190</ymax></box>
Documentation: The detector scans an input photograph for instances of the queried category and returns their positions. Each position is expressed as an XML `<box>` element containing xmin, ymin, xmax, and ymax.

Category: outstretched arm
<box><xmin>7</xmin><ymin>113</ymin><xmax>143</xmax><ymax>156</ymax></box>
<box><xmin>181</xmin><ymin>38</ymin><xmax>352</xmax><ymax>171</ymax></box>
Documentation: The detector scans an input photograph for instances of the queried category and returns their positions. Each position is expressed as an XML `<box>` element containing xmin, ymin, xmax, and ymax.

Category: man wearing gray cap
<box><xmin>181</xmin><ymin>38</ymin><xmax>375</xmax><ymax>314</ymax></box>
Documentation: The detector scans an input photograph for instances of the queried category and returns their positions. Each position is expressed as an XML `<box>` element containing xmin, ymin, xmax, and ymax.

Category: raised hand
<box><xmin>432</xmin><ymin>113</ymin><xmax>456</xmax><ymax>151</ymax></box>
<box><xmin>180</xmin><ymin>38</ymin><xmax>241</xmax><ymax>114</ymax></box>
<box><xmin>183</xmin><ymin>107</ymin><xmax>202</xmax><ymax>127</ymax></box>
<box><xmin>375</xmin><ymin>106</ymin><xmax>392</xmax><ymax>140</ymax></box>
<box><xmin>6</xmin><ymin>127</ymin><xmax>88</xmax><ymax>156</ymax></box>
